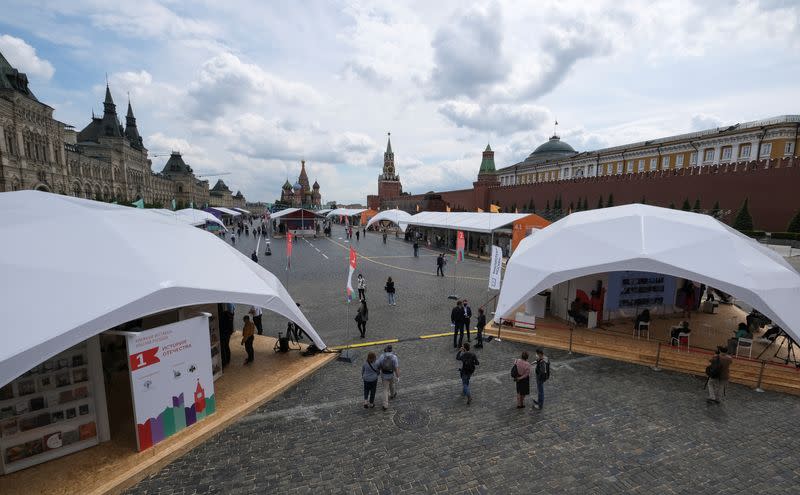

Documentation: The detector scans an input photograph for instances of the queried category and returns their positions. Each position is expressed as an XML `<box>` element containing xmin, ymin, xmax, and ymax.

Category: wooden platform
<box><xmin>487</xmin><ymin>307</ymin><xmax>800</xmax><ymax>396</ymax></box>
<box><xmin>0</xmin><ymin>335</ymin><xmax>336</xmax><ymax>495</ymax></box>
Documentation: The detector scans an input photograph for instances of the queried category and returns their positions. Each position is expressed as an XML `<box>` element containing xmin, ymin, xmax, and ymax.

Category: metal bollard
<box><xmin>651</xmin><ymin>342</ymin><xmax>662</xmax><ymax>371</ymax></box>
<box><xmin>568</xmin><ymin>327</ymin><xmax>574</xmax><ymax>354</ymax></box>
<box><xmin>755</xmin><ymin>361</ymin><xmax>766</xmax><ymax>393</ymax></box>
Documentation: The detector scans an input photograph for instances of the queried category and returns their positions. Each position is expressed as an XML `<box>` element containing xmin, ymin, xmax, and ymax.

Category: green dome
<box><xmin>525</xmin><ymin>135</ymin><xmax>577</xmax><ymax>163</ymax></box>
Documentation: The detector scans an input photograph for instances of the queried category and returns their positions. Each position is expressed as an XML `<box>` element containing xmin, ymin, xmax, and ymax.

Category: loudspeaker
<box><xmin>278</xmin><ymin>337</ymin><xmax>289</xmax><ymax>353</ymax></box>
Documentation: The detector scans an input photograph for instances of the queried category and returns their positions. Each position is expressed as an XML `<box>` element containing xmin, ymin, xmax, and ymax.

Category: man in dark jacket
<box><xmin>463</xmin><ymin>300</ymin><xmax>473</xmax><ymax>342</ymax></box>
<box><xmin>475</xmin><ymin>308</ymin><xmax>486</xmax><ymax>348</ymax></box>
<box><xmin>456</xmin><ymin>343</ymin><xmax>480</xmax><ymax>404</ymax></box>
<box><xmin>451</xmin><ymin>300</ymin><xmax>465</xmax><ymax>348</ymax></box>
<box><xmin>436</xmin><ymin>253</ymin><xmax>445</xmax><ymax>277</ymax></box>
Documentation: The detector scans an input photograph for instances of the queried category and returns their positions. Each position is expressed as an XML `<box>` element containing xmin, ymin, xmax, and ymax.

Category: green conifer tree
<box><xmin>788</xmin><ymin>210</ymin><xmax>800</xmax><ymax>233</ymax></box>
<box><xmin>732</xmin><ymin>198</ymin><xmax>754</xmax><ymax>231</ymax></box>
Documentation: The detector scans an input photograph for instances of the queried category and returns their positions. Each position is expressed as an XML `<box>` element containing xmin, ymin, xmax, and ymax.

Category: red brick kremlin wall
<box><xmin>378</xmin><ymin>157</ymin><xmax>800</xmax><ymax>232</ymax></box>
<box><xmin>486</xmin><ymin>157</ymin><xmax>800</xmax><ymax>232</ymax></box>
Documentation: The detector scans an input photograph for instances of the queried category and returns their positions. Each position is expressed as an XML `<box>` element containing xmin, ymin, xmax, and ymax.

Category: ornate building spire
<box><xmin>382</xmin><ymin>132</ymin><xmax>396</xmax><ymax>180</ymax></box>
<box><xmin>125</xmin><ymin>97</ymin><xmax>143</xmax><ymax>149</ymax></box>
<box><xmin>99</xmin><ymin>84</ymin><xmax>123</xmax><ymax>138</ymax></box>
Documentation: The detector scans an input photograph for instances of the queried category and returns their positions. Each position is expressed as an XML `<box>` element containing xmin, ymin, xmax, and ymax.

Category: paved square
<box><xmin>127</xmin><ymin>226</ymin><xmax>800</xmax><ymax>494</ymax></box>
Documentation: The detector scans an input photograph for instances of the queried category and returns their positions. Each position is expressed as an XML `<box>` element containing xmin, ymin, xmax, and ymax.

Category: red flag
<box><xmin>346</xmin><ymin>247</ymin><xmax>357</xmax><ymax>301</ymax></box>
<box><xmin>456</xmin><ymin>230</ymin><xmax>465</xmax><ymax>262</ymax></box>
<box><xmin>286</xmin><ymin>232</ymin><xmax>293</xmax><ymax>269</ymax></box>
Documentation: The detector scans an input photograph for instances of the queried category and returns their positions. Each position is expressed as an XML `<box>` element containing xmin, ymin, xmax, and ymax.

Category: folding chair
<box><xmin>736</xmin><ymin>338</ymin><xmax>753</xmax><ymax>359</ymax></box>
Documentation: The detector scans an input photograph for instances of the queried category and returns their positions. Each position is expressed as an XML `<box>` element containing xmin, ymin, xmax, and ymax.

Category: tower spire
<box><xmin>553</xmin><ymin>118</ymin><xmax>559</xmax><ymax>138</ymax></box>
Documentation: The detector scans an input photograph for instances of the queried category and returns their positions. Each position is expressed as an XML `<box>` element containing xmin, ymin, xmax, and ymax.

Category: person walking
<box><xmin>706</xmin><ymin>346</ymin><xmax>733</xmax><ymax>405</ymax></box>
<box><xmin>355</xmin><ymin>299</ymin><xmax>369</xmax><ymax>338</ymax></box>
<box><xmin>376</xmin><ymin>345</ymin><xmax>399</xmax><ymax>410</ymax></box>
<box><xmin>463</xmin><ymin>300</ymin><xmax>473</xmax><ymax>343</ymax></box>
<box><xmin>385</xmin><ymin>277</ymin><xmax>396</xmax><ymax>306</ymax></box>
<box><xmin>357</xmin><ymin>274</ymin><xmax>366</xmax><ymax>301</ymax></box>
<box><xmin>382</xmin><ymin>231</ymin><xmax>387</xmax><ymax>244</ymax></box>
<box><xmin>241</xmin><ymin>315</ymin><xmax>255</xmax><ymax>365</ymax></box>
<box><xmin>413</xmin><ymin>240</ymin><xmax>419</xmax><ymax>257</ymax></box>
<box><xmin>451</xmin><ymin>300</ymin><xmax>465</xmax><ymax>348</ymax></box>
<box><xmin>356</xmin><ymin>230</ymin><xmax>360</xmax><ymax>242</ymax></box>
<box><xmin>362</xmin><ymin>352</ymin><xmax>379</xmax><ymax>408</ymax></box>
<box><xmin>220</xmin><ymin>303</ymin><xmax>235</xmax><ymax>368</ymax></box>
<box><xmin>532</xmin><ymin>348</ymin><xmax>550</xmax><ymax>410</ymax></box>
<box><xmin>512</xmin><ymin>351</ymin><xmax>531</xmax><ymax>408</ymax></box>
<box><xmin>475</xmin><ymin>307</ymin><xmax>486</xmax><ymax>348</ymax></box>
<box><xmin>456</xmin><ymin>343</ymin><xmax>480</xmax><ymax>405</ymax></box>
<box><xmin>248</xmin><ymin>305</ymin><xmax>264</xmax><ymax>335</ymax></box>
<box><xmin>436</xmin><ymin>253</ymin><xmax>445</xmax><ymax>277</ymax></box>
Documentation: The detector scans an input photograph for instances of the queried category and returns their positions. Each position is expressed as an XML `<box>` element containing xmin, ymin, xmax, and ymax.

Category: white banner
<box><xmin>489</xmin><ymin>245</ymin><xmax>503</xmax><ymax>290</ymax></box>
<box><xmin>126</xmin><ymin>315</ymin><xmax>215</xmax><ymax>451</ymax></box>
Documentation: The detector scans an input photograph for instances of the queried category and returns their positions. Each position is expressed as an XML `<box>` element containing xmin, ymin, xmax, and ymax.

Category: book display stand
<box><xmin>0</xmin><ymin>338</ymin><xmax>108</xmax><ymax>474</ymax></box>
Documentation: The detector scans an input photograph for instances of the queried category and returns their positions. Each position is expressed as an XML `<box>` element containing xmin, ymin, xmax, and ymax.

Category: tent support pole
<box><xmin>754</xmin><ymin>361</ymin><xmax>766</xmax><ymax>392</ymax></box>
<box><xmin>651</xmin><ymin>342</ymin><xmax>662</xmax><ymax>371</ymax></box>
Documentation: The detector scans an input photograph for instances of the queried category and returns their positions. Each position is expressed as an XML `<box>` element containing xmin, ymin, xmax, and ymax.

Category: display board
<box><xmin>125</xmin><ymin>315</ymin><xmax>216</xmax><ymax>451</ymax></box>
<box><xmin>0</xmin><ymin>338</ymin><xmax>107</xmax><ymax>474</ymax></box>
<box><xmin>605</xmin><ymin>271</ymin><xmax>677</xmax><ymax>311</ymax></box>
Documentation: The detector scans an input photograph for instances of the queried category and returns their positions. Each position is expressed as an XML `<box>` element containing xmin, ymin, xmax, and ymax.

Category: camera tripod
<box><xmin>756</xmin><ymin>329</ymin><xmax>800</xmax><ymax>368</ymax></box>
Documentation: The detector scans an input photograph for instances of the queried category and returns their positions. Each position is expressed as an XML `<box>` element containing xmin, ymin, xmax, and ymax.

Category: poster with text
<box><xmin>605</xmin><ymin>271</ymin><xmax>676</xmax><ymax>311</ymax></box>
<box><xmin>126</xmin><ymin>315</ymin><xmax>216</xmax><ymax>451</ymax></box>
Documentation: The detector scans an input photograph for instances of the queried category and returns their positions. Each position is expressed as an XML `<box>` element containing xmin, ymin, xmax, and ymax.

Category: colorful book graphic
<box><xmin>136</xmin><ymin>380</ymin><xmax>215</xmax><ymax>451</ymax></box>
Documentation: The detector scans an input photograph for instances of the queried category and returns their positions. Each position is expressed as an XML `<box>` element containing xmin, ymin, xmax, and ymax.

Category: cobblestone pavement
<box><xmin>127</xmin><ymin>224</ymin><xmax>800</xmax><ymax>494</ymax></box>
<box><xmin>228</xmin><ymin>224</ymin><xmax>495</xmax><ymax>346</ymax></box>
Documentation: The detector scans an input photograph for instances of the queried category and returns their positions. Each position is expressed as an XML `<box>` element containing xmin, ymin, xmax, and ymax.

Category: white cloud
<box><xmin>0</xmin><ymin>34</ymin><xmax>55</xmax><ymax>80</ymax></box>
<box><xmin>438</xmin><ymin>101</ymin><xmax>551</xmax><ymax>135</ymax></box>
<box><xmin>690</xmin><ymin>113</ymin><xmax>724</xmax><ymax>131</ymax></box>
<box><xmin>428</xmin><ymin>3</ymin><xmax>510</xmax><ymax>98</ymax></box>
<box><xmin>186</xmin><ymin>52</ymin><xmax>322</xmax><ymax>119</ymax></box>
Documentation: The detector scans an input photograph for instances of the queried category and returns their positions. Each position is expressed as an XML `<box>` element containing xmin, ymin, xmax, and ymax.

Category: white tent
<box><xmin>270</xmin><ymin>207</ymin><xmax>324</xmax><ymax>219</ymax></box>
<box><xmin>0</xmin><ymin>191</ymin><xmax>327</xmax><ymax>388</ymax></box>
<box><xmin>366</xmin><ymin>209</ymin><xmax>412</xmax><ymax>232</ymax></box>
<box><xmin>403</xmin><ymin>211</ymin><xmax>532</xmax><ymax>234</ymax></box>
<box><xmin>175</xmin><ymin>208</ymin><xmax>227</xmax><ymax>230</ymax></box>
<box><xmin>495</xmin><ymin>204</ymin><xmax>800</xmax><ymax>342</ymax></box>
<box><xmin>208</xmin><ymin>206</ymin><xmax>241</xmax><ymax>217</ymax></box>
<box><xmin>147</xmin><ymin>209</ymin><xmax>227</xmax><ymax>230</ymax></box>
<box><xmin>325</xmin><ymin>208</ymin><xmax>368</xmax><ymax>218</ymax></box>
<box><xmin>232</xmin><ymin>207</ymin><xmax>252</xmax><ymax>215</ymax></box>
<box><xmin>316</xmin><ymin>208</ymin><xmax>332</xmax><ymax>215</ymax></box>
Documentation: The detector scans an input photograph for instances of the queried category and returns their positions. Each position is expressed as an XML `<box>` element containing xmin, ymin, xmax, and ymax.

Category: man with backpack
<box><xmin>376</xmin><ymin>345</ymin><xmax>400</xmax><ymax>411</ymax></box>
<box><xmin>456</xmin><ymin>343</ymin><xmax>479</xmax><ymax>404</ymax></box>
<box><xmin>533</xmin><ymin>348</ymin><xmax>550</xmax><ymax>410</ymax></box>
<box><xmin>706</xmin><ymin>346</ymin><xmax>732</xmax><ymax>405</ymax></box>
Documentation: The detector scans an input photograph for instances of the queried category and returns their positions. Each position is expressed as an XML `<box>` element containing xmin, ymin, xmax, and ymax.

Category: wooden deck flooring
<box><xmin>0</xmin><ymin>335</ymin><xmax>336</xmax><ymax>495</ymax></box>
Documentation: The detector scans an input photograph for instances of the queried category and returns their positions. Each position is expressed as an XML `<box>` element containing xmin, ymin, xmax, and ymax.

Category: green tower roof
<box><xmin>479</xmin><ymin>143</ymin><xmax>495</xmax><ymax>173</ymax></box>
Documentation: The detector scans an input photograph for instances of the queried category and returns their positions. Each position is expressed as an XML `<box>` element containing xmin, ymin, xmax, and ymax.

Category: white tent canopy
<box><xmin>495</xmin><ymin>204</ymin><xmax>800</xmax><ymax>342</ymax></box>
<box><xmin>316</xmin><ymin>208</ymin><xmax>332</xmax><ymax>215</ymax></box>
<box><xmin>232</xmin><ymin>207</ymin><xmax>252</xmax><ymax>215</ymax></box>
<box><xmin>366</xmin><ymin>209</ymin><xmax>412</xmax><ymax>232</ymax></box>
<box><xmin>270</xmin><ymin>207</ymin><xmax>324</xmax><ymax>220</ymax></box>
<box><xmin>0</xmin><ymin>191</ymin><xmax>327</xmax><ymax>388</ymax></box>
<box><xmin>147</xmin><ymin>209</ymin><xmax>227</xmax><ymax>230</ymax></box>
<box><xmin>175</xmin><ymin>208</ymin><xmax>227</xmax><ymax>229</ymax></box>
<box><xmin>208</xmin><ymin>206</ymin><xmax>241</xmax><ymax>217</ymax></box>
<box><xmin>325</xmin><ymin>208</ymin><xmax>368</xmax><ymax>218</ymax></box>
<box><xmin>403</xmin><ymin>211</ymin><xmax>532</xmax><ymax>234</ymax></box>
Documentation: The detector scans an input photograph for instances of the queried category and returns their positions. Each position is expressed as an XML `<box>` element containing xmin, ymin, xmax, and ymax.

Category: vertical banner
<box><xmin>488</xmin><ymin>245</ymin><xmax>503</xmax><ymax>290</ymax></box>
<box><xmin>126</xmin><ymin>316</ymin><xmax>215</xmax><ymax>451</ymax></box>
<box><xmin>286</xmin><ymin>232</ymin><xmax>293</xmax><ymax>269</ymax></box>
<box><xmin>346</xmin><ymin>247</ymin><xmax>357</xmax><ymax>302</ymax></box>
<box><xmin>456</xmin><ymin>230</ymin><xmax>465</xmax><ymax>262</ymax></box>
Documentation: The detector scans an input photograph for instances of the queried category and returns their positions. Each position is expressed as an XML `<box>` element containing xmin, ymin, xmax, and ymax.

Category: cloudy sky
<box><xmin>1</xmin><ymin>0</ymin><xmax>798</xmax><ymax>204</ymax></box>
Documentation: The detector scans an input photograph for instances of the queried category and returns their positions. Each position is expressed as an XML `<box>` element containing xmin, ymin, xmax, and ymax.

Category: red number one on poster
<box><xmin>130</xmin><ymin>347</ymin><xmax>160</xmax><ymax>371</ymax></box>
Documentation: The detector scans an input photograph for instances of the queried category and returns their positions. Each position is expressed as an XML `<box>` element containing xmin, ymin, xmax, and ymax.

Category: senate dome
<box><xmin>524</xmin><ymin>135</ymin><xmax>577</xmax><ymax>164</ymax></box>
